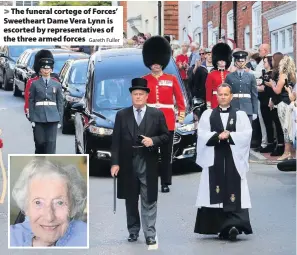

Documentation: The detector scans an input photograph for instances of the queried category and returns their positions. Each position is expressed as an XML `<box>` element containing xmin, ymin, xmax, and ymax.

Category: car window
<box><xmin>92</xmin><ymin>54</ymin><xmax>188</xmax><ymax>111</ymax></box>
<box><xmin>53</xmin><ymin>55</ymin><xmax>85</xmax><ymax>74</ymax></box>
<box><xmin>68</xmin><ymin>62</ymin><xmax>88</xmax><ymax>85</ymax></box>
<box><xmin>59</xmin><ymin>62</ymin><xmax>70</xmax><ymax>82</ymax></box>
<box><xmin>21</xmin><ymin>52</ymin><xmax>31</xmax><ymax>65</ymax></box>
<box><xmin>16</xmin><ymin>52</ymin><xmax>26</xmax><ymax>64</ymax></box>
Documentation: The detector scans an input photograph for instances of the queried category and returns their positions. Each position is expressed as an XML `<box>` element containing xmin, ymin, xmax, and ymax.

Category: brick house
<box><xmin>202</xmin><ymin>1</ymin><xmax>296</xmax><ymax>60</ymax></box>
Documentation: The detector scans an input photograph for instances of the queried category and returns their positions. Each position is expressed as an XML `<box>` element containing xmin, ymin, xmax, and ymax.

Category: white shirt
<box><xmin>133</xmin><ymin>105</ymin><xmax>146</xmax><ymax>123</ymax></box>
<box><xmin>251</xmin><ymin>59</ymin><xmax>264</xmax><ymax>79</ymax></box>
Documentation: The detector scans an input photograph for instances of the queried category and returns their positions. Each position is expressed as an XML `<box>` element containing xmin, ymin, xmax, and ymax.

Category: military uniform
<box><xmin>28</xmin><ymin>53</ymin><xmax>63</xmax><ymax>154</ymax></box>
<box><xmin>142</xmin><ymin>36</ymin><xmax>186</xmax><ymax>193</ymax></box>
<box><xmin>225</xmin><ymin>51</ymin><xmax>258</xmax><ymax>123</ymax></box>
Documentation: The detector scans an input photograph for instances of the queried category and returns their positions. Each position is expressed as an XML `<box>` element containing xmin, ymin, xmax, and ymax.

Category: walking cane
<box><xmin>113</xmin><ymin>176</ymin><xmax>116</xmax><ymax>214</ymax></box>
<box><xmin>0</xmin><ymin>130</ymin><xmax>7</xmax><ymax>204</ymax></box>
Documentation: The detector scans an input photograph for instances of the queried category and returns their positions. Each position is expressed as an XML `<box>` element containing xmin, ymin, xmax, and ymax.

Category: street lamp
<box><xmin>158</xmin><ymin>1</ymin><xmax>161</xmax><ymax>35</ymax></box>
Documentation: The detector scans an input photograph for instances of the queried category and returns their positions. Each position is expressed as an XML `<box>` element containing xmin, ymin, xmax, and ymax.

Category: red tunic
<box><xmin>142</xmin><ymin>73</ymin><xmax>186</xmax><ymax>131</ymax></box>
<box><xmin>175</xmin><ymin>54</ymin><xmax>189</xmax><ymax>80</ymax></box>
<box><xmin>24</xmin><ymin>76</ymin><xmax>59</xmax><ymax>115</ymax></box>
<box><xmin>205</xmin><ymin>70</ymin><xmax>230</xmax><ymax>109</ymax></box>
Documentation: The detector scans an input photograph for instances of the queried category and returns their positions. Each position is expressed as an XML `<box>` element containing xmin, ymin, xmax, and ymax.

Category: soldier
<box><xmin>28</xmin><ymin>50</ymin><xmax>63</xmax><ymax>154</ymax></box>
<box><xmin>142</xmin><ymin>36</ymin><xmax>186</xmax><ymax>193</ymax></box>
<box><xmin>205</xmin><ymin>43</ymin><xmax>232</xmax><ymax>109</ymax></box>
<box><xmin>225</xmin><ymin>51</ymin><xmax>258</xmax><ymax>123</ymax></box>
<box><xmin>24</xmin><ymin>50</ymin><xmax>60</xmax><ymax>153</ymax></box>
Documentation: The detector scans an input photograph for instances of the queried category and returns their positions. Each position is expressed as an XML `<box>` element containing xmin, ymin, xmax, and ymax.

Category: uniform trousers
<box><xmin>160</xmin><ymin>131</ymin><xmax>174</xmax><ymax>185</ymax></box>
<box><xmin>125</xmin><ymin>153</ymin><xmax>157</xmax><ymax>239</ymax></box>
<box><xmin>34</xmin><ymin>122</ymin><xmax>58</xmax><ymax>154</ymax></box>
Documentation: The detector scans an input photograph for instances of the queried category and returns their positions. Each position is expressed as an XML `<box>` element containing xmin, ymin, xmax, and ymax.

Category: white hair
<box><xmin>190</xmin><ymin>42</ymin><xmax>199</xmax><ymax>48</ymax></box>
<box><xmin>12</xmin><ymin>157</ymin><xmax>87</xmax><ymax>220</ymax></box>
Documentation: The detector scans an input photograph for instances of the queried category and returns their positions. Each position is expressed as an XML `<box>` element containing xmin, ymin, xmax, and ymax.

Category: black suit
<box><xmin>111</xmin><ymin>105</ymin><xmax>169</xmax><ymax>238</ymax></box>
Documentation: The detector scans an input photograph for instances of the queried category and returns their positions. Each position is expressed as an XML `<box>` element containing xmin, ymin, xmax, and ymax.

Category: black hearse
<box><xmin>72</xmin><ymin>48</ymin><xmax>201</xmax><ymax>169</ymax></box>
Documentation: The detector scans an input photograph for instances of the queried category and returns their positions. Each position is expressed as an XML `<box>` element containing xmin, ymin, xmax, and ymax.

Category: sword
<box><xmin>113</xmin><ymin>176</ymin><xmax>116</xmax><ymax>214</ymax></box>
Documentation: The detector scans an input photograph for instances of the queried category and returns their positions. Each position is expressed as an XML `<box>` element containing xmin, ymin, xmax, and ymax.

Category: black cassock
<box><xmin>194</xmin><ymin>106</ymin><xmax>253</xmax><ymax>237</ymax></box>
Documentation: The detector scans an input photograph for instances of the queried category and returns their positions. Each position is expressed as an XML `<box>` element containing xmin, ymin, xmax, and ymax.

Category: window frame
<box><xmin>271</xmin><ymin>25</ymin><xmax>294</xmax><ymax>55</ymax></box>
<box><xmin>252</xmin><ymin>1</ymin><xmax>262</xmax><ymax>48</ymax></box>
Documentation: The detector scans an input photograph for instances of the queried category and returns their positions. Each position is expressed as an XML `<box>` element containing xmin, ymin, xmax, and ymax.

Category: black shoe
<box><xmin>128</xmin><ymin>234</ymin><xmax>138</xmax><ymax>242</ymax></box>
<box><xmin>259</xmin><ymin>144</ymin><xmax>275</xmax><ymax>153</ymax></box>
<box><xmin>218</xmin><ymin>232</ymin><xmax>228</xmax><ymax>240</ymax></box>
<box><xmin>161</xmin><ymin>185</ymin><xmax>170</xmax><ymax>193</ymax></box>
<box><xmin>270</xmin><ymin>145</ymin><xmax>285</xmax><ymax>157</ymax></box>
<box><xmin>228</xmin><ymin>227</ymin><xmax>239</xmax><ymax>241</ymax></box>
<box><xmin>254</xmin><ymin>146</ymin><xmax>263</xmax><ymax>152</ymax></box>
<box><xmin>146</xmin><ymin>237</ymin><xmax>156</xmax><ymax>245</ymax></box>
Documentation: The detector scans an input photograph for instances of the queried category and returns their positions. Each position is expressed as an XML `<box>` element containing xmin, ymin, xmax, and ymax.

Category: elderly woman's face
<box><xmin>26</xmin><ymin>176</ymin><xmax>70</xmax><ymax>245</ymax></box>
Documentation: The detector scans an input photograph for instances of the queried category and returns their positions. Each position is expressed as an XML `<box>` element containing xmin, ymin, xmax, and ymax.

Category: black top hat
<box><xmin>233</xmin><ymin>51</ymin><xmax>248</xmax><ymax>61</ymax></box>
<box><xmin>129</xmin><ymin>78</ymin><xmax>150</xmax><ymax>93</ymax></box>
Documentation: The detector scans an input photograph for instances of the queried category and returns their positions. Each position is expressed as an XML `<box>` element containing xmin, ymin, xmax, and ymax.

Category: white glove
<box><xmin>58</xmin><ymin>124</ymin><xmax>61</xmax><ymax>129</ymax></box>
<box><xmin>252</xmin><ymin>114</ymin><xmax>257</xmax><ymax>120</ymax></box>
<box><xmin>31</xmin><ymin>122</ymin><xmax>35</xmax><ymax>127</ymax></box>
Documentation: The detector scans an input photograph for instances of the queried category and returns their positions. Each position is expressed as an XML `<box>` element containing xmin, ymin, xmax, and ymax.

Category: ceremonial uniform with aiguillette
<box><xmin>28</xmin><ymin>55</ymin><xmax>63</xmax><ymax>154</ymax></box>
<box><xmin>205</xmin><ymin>43</ymin><xmax>232</xmax><ymax>109</ymax></box>
<box><xmin>225</xmin><ymin>51</ymin><xmax>258</xmax><ymax>123</ymax></box>
<box><xmin>24</xmin><ymin>50</ymin><xmax>60</xmax><ymax>154</ymax></box>
<box><xmin>142</xmin><ymin>36</ymin><xmax>186</xmax><ymax>193</ymax></box>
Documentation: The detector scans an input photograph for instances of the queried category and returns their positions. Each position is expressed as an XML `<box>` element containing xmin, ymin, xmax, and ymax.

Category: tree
<box><xmin>39</xmin><ymin>1</ymin><xmax>111</xmax><ymax>6</ymax></box>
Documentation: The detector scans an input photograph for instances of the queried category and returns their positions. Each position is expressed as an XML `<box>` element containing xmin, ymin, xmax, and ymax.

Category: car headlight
<box><xmin>66</xmin><ymin>95</ymin><xmax>81</xmax><ymax>103</ymax></box>
<box><xmin>177</xmin><ymin>123</ymin><xmax>197</xmax><ymax>133</ymax></box>
<box><xmin>89</xmin><ymin>125</ymin><xmax>113</xmax><ymax>136</ymax></box>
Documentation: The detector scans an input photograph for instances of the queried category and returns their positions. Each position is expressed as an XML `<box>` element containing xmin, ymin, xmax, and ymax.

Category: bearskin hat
<box><xmin>212</xmin><ymin>43</ymin><xmax>232</xmax><ymax>69</ymax></box>
<box><xmin>164</xmin><ymin>35</ymin><xmax>171</xmax><ymax>44</ymax></box>
<box><xmin>142</xmin><ymin>36</ymin><xmax>172</xmax><ymax>70</ymax></box>
<box><xmin>33</xmin><ymin>49</ymin><xmax>54</xmax><ymax>74</ymax></box>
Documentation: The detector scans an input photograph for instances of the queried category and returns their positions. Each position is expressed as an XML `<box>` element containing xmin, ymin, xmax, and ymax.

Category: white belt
<box><xmin>36</xmin><ymin>101</ymin><xmax>56</xmax><ymax>106</ymax></box>
<box><xmin>213</xmin><ymin>91</ymin><xmax>217</xmax><ymax>95</ymax></box>
<box><xmin>232</xmin><ymin>94</ymin><xmax>251</xmax><ymax>98</ymax></box>
<box><xmin>147</xmin><ymin>103</ymin><xmax>174</xmax><ymax>109</ymax></box>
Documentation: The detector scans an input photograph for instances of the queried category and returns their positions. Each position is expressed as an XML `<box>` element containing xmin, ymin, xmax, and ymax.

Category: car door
<box><xmin>15</xmin><ymin>51</ymin><xmax>30</xmax><ymax>92</ymax></box>
<box><xmin>0</xmin><ymin>46</ymin><xmax>5</xmax><ymax>84</ymax></box>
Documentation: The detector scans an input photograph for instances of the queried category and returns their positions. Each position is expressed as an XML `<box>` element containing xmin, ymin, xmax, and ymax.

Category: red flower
<box><xmin>0</xmin><ymin>139</ymin><xmax>3</xmax><ymax>149</ymax></box>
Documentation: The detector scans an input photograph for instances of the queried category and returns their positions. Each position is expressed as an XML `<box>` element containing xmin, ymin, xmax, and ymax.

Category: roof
<box><xmin>93</xmin><ymin>48</ymin><xmax>142</xmax><ymax>62</ymax></box>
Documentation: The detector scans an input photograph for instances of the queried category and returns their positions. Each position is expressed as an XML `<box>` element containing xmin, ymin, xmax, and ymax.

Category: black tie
<box><xmin>239</xmin><ymin>72</ymin><xmax>242</xmax><ymax>78</ymax></box>
<box><xmin>45</xmin><ymin>79</ymin><xmax>48</xmax><ymax>87</ymax></box>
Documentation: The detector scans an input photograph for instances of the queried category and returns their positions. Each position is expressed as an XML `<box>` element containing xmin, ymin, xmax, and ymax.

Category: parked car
<box><xmin>0</xmin><ymin>45</ymin><xmax>52</xmax><ymax>90</ymax></box>
<box><xmin>72</xmin><ymin>48</ymin><xmax>201</xmax><ymax>170</ymax></box>
<box><xmin>13</xmin><ymin>49</ymin><xmax>88</xmax><ymax>97</ymax></box>
<box><xmin>59</xmin><ymin>58</ymin><xmax>89</xmax><ymax>134</ymax></box>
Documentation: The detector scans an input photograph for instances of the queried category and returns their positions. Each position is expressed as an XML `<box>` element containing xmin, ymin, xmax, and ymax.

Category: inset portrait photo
<box><xmin>8</xmin><ymin>155</ymin><xmax>89</xmax><ymax>249</ymax></box>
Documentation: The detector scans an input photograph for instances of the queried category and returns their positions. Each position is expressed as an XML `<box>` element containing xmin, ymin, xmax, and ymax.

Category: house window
<box><xmin>16</xmin><ymin>0</ymin><xmax>39</xmax><ymax>5</ymax></box>
<box><xmin>227</xmin><ymin>10</ymin><xmax>234</xmax><ymax>40</ymax></box>
<box><xmin>208</xmin><ymin>21</ymin><xmax>213</xmax><ymax>47</ymax></box>
<box><xmin>212</xmin><ymin>27</ymin><xmax>219</xmax><ymax>46</ymax></box>
<box><xmin>193</xmin><ymin>27</ymin><xmax>202</xmax><ymax>46</ymax></box>
<box><xmin>252</xmin><ymin>2</ymin><xmax>262</xmax><ymax>48</ymax></box>
<box><xmin>287</xmin><ymin>28</ymin><xmax>293</xmax><ymax>47</ymax></box>
<box><xmin>244</xmin><ymin>26</ymin><xmax>250</xmax><ymax>50</ymax></box>
<box><xmin>154</xmin><ymin>16</ymin><xmax>158</xmax><ymax>35</ymax></box>
<box><xmin>145</xmin><ymin>19</ymin><xmax>149</xmax><ymax>34</ymax></box>
<box><xmin>271</xmin><ymin>25</ymin><xmax>294</xmax><ymax>54</ymax></box>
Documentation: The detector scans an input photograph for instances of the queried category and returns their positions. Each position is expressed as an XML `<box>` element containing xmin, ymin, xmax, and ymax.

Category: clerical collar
<box><xmin>218</xmin><ymin>105</ymin><xmax>231</xmax><ymax>113</ymax></box>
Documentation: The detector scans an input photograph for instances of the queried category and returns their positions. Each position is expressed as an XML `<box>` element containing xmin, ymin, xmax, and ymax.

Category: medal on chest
<box><xmin>158</xmin><ymin>80</ymin><xmax>173</xmax><ymax>87</ymax></box>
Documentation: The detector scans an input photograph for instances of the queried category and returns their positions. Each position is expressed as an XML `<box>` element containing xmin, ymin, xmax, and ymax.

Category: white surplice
<box><xmin>195</xmin><ymin>109</ymin><xmax>252</xmax><ymax>209</ymax></box>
